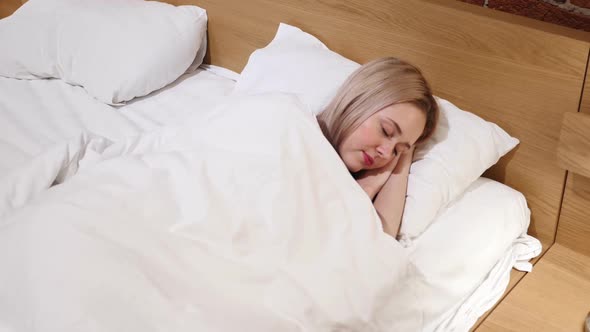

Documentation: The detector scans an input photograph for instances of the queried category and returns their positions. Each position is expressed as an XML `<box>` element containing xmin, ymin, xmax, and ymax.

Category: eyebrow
<box><xmin>385</xmin><ymin>118</ymin><xmax>412</xmax><ymax>148</ymax></box>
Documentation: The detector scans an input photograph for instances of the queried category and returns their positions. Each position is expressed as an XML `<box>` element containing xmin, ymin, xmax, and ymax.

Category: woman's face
<box><xmin>338</xmin><ymin>103</ymin><xmax>427</xmax><ymax>173</ymax></box>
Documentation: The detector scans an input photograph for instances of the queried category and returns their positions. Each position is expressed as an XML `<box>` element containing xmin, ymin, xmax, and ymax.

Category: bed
<box><xmin>165</xmin><ymin>0</ymin><xmax>587</xmax><ymax>326</ymax></box>
<box><xmin>0</xmin><ymin>0</ymin><xmax>588</xmax><ymax>331</ymax></box>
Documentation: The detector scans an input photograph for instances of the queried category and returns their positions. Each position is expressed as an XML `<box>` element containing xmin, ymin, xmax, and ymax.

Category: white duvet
<box><xmin>0</xmin><ymin>94</ymin><xmax>424</xmax><ymax>331</ymax></box>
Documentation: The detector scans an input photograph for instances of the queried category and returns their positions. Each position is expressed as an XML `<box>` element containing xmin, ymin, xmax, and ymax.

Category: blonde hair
<box><xmin>318</xmin><ymin>57</ymin><xmax>438</xmax><ymax>150</ymax></box>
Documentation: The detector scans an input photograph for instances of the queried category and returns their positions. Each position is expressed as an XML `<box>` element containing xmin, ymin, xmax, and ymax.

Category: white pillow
<box><xmin>394</xmin><ymin>177</ymin><xmax>539</xmax><ymax>330</ymax></box>
<box><xmin>0</xmin><ymin>0</ymin><xmax>207</xmax><ymax>105</ymax></box>
<box><xmin>400</xmin><ymin>97</ymin><xmax>519</xmax><ymax>240</ymax></box>
<box><xmin>234</xmin><ymin>23</ymin><xmax>519</xmax><ymax>240</ymax></box>
<box><xmin>232</xmin><ymin>23</ymin><xmax>360</xmax><ymax>115</ymax></box>
<box><xmin>411</xmin><ymin>177</ymin><xmax>530</xmax><ymax>253</ymax></box>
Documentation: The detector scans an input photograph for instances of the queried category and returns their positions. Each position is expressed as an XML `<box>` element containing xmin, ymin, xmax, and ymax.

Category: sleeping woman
<box><xmin>317</xmin><ymin>57</ymin><xmax>439</xmax><ymax>239</ymax></box>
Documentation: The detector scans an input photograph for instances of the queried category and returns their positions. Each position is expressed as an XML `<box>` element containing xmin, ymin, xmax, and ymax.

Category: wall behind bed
<box><xmin>162</xmin><ymin>0</ymin><xmax>590</xmax><ymax>251</ymax></box>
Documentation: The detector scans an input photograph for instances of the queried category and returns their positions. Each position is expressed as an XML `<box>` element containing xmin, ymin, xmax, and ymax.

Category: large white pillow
<box><xmin>400</xmin><ymin>97</ymin><xmax>519</xmax><ymax>241</ymax></box>
<box><xmin>385</xmin><ymin>177</ymin><xmax>541</xmax><ymax>331</ymax></box>
<box><xmin>0</xmin><ymin>0</ymin><xmax>207</xmax><ymax>105</ymax></box>
<box><xmin>234</xmin><ymin>23</ymin><xmax>519</xmax><ymax>240</ymax></box>
<box><xmin>232</xmin><ymin>23</ymin><xmax>360</xmax><ymax>115</ymax></box>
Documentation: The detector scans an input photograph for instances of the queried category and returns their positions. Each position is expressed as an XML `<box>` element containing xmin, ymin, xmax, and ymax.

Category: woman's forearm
<box><xmin>373</xmin><ymin>153</ymin><xmax>412</xmax><ymax>238</ymax></box>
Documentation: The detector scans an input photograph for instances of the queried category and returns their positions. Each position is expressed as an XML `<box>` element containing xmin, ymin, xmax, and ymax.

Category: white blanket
<box><xmin>0</xmin><ymin>68</ymin><xmax>236</xmax><ymax>181</ymax></box>
<box><xmin>0</xmin><ymin>68</ymin><xmax>237</xmax><ymax>218</ymax></box>
<box><xmin>0</xmin><ymin>94</ymin><xmax>417</xmax><ymax>331</ymax></box>
<box><xmin>0</xmin><ymin>76</ymin><xmax>140</xmax><ymax>181</ymax></box>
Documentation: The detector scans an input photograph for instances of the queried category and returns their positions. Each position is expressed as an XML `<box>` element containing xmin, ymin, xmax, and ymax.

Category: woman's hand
<box><xmin>392</xmin><ymin>146</ymin><xmax>415</xmax><ymax>175</ymax></box>
<box><xmin>354</xmin><ymin>153</ymin><xmax>401</xmax><ymax>200</ymax></box>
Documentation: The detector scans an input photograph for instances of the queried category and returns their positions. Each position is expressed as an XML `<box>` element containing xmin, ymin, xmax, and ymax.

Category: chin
<box><xmin>347</xmin><ymin>161</ymin><xmax>363</xmax><ymax>173</ymax></box>
<box><xmin>341</xmin><ymin>153</ymin><xmax>362</xmax><ymax>173</ymax></box>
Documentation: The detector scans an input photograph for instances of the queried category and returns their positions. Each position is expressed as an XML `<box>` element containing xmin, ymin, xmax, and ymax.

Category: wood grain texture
<box><xmin>477</xmin><ymin>244</ymin><xmax>590</xmax><ymax>332</ymax></box>
<box><xmin>470</xmin><ymin>254</ymin><xmax>546</xmax><ymax>331</ymax></box>
<box><xmin>470</xmin><ymin>270</ymin><xmax>528</xmax><ymax>331</ymax></box>
<box><xmin>0</xmin><ymin>0</ymin><xmax>24</xmax><ymax>19</ymax></box>
<box><xmin>161</xmin><ymin>0</ymin><xmax>589</xmax><ymax>248</ymax></box>
<box><xmin>557</xmin><ymin>112</ymin><xmax>590</xmax><ymax>178</ymax></box>
<box><xmin>581</xmin><ymin>50</ymin><xmax>590</xmax><ymax>113</ymax></box>
<box><xmin>556</xmin><ymin>174</ymin><xmax>590</xmax><ymax>256</ymax></box>
<box><xmin>555</xmin><ymin>72</ymin><xmax>590</xmax><ymax>257</ymax></box>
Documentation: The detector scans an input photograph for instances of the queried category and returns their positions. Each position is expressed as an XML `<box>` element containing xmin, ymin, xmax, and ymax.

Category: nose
<box><xmin>376</xmin><ymin>138</ymin><xmax>396</xmax><ymax>161</ymax></box>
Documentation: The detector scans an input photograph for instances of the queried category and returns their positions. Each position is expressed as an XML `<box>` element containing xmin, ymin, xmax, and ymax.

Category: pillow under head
<box><xmin>400</xmin><ymin>97</ymin><xmax>519</xmax><ymax>241</ymax></box>
<box><xmin>232</xmin><ymin>23</ymin><xmax>360</xmax><ymax>115</ymax></box>
<box><xmin>234</xmin><ymin>23</ymin><xmax>519</xmax><ymax>240</ymax></box>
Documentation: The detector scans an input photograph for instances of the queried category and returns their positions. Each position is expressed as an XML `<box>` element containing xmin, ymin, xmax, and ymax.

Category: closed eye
<box><xmin>381</xmin><ymin>125</ymin><xmax>393</xmax><ymax>138</ymax></box>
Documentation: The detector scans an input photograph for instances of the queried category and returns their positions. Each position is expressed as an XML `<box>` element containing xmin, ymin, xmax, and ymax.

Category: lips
<box><xmin>362</xmin><ymin>151</ymin><xmax>374</xmax><ymax>167</ymax></box>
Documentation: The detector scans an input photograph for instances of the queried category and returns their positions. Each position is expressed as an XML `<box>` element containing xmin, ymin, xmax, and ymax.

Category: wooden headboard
<box><xmin>160</xmin><ymin>0</ymin><xmax>590</xmax><ymax>250</ymax></box>
<box><xmin>4</xmin><ymin>0</ymin><xmax>589</xmax><ymax>249</ymax></box>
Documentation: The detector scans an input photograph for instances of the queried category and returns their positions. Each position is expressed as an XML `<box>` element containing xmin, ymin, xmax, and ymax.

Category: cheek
<box><xmin>350</xmin><ymin>124</ymin><xmax>375</xmax><ymax>149</ymax></box>
<box><xmin>338</xmin><ymin>122</ymin><xmax>376</xmax><ymax>162</ymax></box>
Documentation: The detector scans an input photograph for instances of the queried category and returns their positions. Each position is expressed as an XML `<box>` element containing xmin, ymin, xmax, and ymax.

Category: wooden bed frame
<box><xmin>3</xmin><ymin>0</ymin><xmax>590</xmax><ymax>330</ymax></box>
